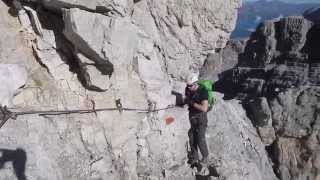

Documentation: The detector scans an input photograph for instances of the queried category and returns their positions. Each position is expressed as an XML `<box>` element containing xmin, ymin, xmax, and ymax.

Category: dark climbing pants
<box><xmin>188</xmin><ymin>112</ymin><xmax>209</xmax><ymax>161</ymax></box>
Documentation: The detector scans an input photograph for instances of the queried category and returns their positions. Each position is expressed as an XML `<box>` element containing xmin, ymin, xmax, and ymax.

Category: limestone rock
<box><xmin>62</xmin><ymin>8</ymin><xmax>114</xmax><ymax>90</ymax></box>
<box><xmin>213</xmin><ymin>16</ymin><xmax>320</xmax><ymax>180</ymax></box>
<box><xmin>24</xmin><ymin>6</ymin><xmax>43</xmax><ymax>36</ymax></box>
<box><xmin>236</xmin><ymin>16</ymin><xmax>312</xmax><ymax>68</ymax></box>
<box><xmin>247</xmin><ymin>97</ymin><xmax>272</xmax><ymax>127</ymax></box>
<box><xmin>257</xmin><ymin>126</ymin><xmax>276</xmax><ymax>145</ymax></box>
<box><xmin>207</xmin><ymin>93</ymin><xmax>277</xmax><ymax>180</ymax></box>
<box><xmin>0</xmin><ymin>0</ymin><xmax>260</xmax><ymax>180</ymax></box>
<box><xmin>274</xmin><ymin>136</ymin><xmax>320</xmax><ymax>180</ymax></box>
<box><xmin>245</xmin><ymin>97</ymin><xmax>275</xmax><ymax>145</ymax></box>
<box><xmin>269</xmin><ymin>88</ymin><xmax>320</xmax><ymax>138</ymax></box>
<box><xmin>0</xmin><ymin>0</ymin><xmax>34</xmax><ymax>66</ymax></box>
<box><xmin>277</xmin><ymin>16</ymin><xmax>312</xmax><ymax>54</ymax></box>
<box><xmin>200</xmin><ymin>39</ymin><xmax>247</xmax><ymax>81</ymax></box>
<box><xmin>76</xmin><ymin>53</ymin><xmax>111</xmax><ymax>91</ymax></box>
<box><xmin>222</xmin><ymin>16</ymin><xmax>320</xmax><ymax>99</ymax></box>
<box><xmin>26</xmin><ymin>0</ymin><xmax>133</xmax><ymax>16</ymax></box>
<box><xmin>63</xmin><ymin>7</ymin><xmax>175</xmax><ymax>106</ymax></box>
<box><xmin>62</xmin><ymin>8</ymin><xmax>114</xmax><ymax>76</ymax></box>
<box><xmin>132</xmin><ymin>0</ymin><xmax>241</xmax><ymax>79</ymax></box>
<box><xmin>0</xmin><ymin>64</ymin><xmax>27</xmax><ymax>106</ymax></box>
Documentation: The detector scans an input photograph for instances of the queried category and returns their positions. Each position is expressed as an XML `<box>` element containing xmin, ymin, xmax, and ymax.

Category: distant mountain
<box><xmin>231</xmin><ymin>0</ymin><xmax>320</xmax><ymax>38</ymax></box>
<box><xmin>304</xmin><ymin>7</ymin><xmax>320</xmax><ymax>23</ymax></box>
<box><xmin>245</xmin><ymin>0</ymin><xmax>320</xmax><ymax>3</ymax></box>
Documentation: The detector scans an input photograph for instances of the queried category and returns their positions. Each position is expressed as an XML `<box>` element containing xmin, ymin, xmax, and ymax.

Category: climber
<box><xmin>184</xmin><ymin>73</ymin><xmax>209</xmax><ymax>165</ymax></box>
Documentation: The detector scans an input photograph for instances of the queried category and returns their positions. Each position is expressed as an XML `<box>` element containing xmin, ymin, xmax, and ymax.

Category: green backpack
<box><xmin>198</xmin><ymin>80</ymin><xmax>215</xmax><ymax>110</ymax></box>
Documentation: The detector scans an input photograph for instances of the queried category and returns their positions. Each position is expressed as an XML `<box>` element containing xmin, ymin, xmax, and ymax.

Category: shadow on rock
<box><xmin>195</xmin><ymin>165</ymin><xmax>220</xmax><ymax>180</ymax></box>
<box><xmin>1</xmin><ymin>0</ymin><xmax>19</xmax><ymax>17</ymax></box>
<box><xmin>214</xmin><ymin>69</ymin><xmax>238</xmax><ymax>100</ymax></box>
<box><xmin>0</xmin><ymin>148</ymin><xmax>27</xmax><ymax>180</ymax></box>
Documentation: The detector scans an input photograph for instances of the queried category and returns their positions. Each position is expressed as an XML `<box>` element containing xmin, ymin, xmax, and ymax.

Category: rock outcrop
<box><xmin>207</xmin><ymin>93</ymin><xmax>277</xmax><ymax>180</ymax></box>
<box><xmin>0</xmin><ymin>0</ymin><xmax>282</xmax><ymax>180</ymax></box>
<box><xmin>304</xmin><ymin>7</ymin><xmax>320</xmax><ymax>24</ymax></box>
<box><xmin>200</xmin><ymin>39</ymin><xmax>247</xmax><ymax>81</ymax></box>
<box><xmin>208</xmin><ymin>15</ymin><xmax>320</xmax><ymax>180</ymax></box>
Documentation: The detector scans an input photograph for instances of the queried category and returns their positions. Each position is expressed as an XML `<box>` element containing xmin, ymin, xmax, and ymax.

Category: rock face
<box><xmin>207</xmin><ymin>93</ymin><xmax>277</xmax><ymax>180</ymax></box>
<box><xmin>304</xmin><ymin>7</ymin><xmax>320</xmax><ymax>24</ymax></box>
<box><xmin>132</xmin><ymin>0</ymin><xmax>241</xmax><ymax>79</ymax></box>
<box><xmin>268</xmin><ymin>88</ymin><xmax>320</xmax><ymax>180</ymax></box>
<box><xmin>200</xmin><ymin>39</ymin><xmax>247</xmax><ymax>81</ymax></box>
<box><xmin>209</xmin><ymin>16</ymin><xmax>320</xmax><ymax>180</ymax></box>
<box><xmin>0</xmin><ymin>1</ymin><xmax>283</xmax><ymax>180</ymax></box>
<box><xmin>0</xmin><ymin>64</ymin><xmax>27</xmax><ymax>106</ymax></box>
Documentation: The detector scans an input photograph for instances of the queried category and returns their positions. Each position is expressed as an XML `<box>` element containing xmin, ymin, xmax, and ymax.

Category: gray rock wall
<box><xmin>210</xmin><ymin>15</ymin><xmax>320</xmax><ymax>180</ymax></box>
<box><xmin>0</xmin><ymin>0</ymin><xmax>278</xmax><ymax>180</ymax></box>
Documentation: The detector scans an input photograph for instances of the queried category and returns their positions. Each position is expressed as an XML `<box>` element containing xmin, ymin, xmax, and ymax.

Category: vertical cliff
<box><xmin>0</xmin><ymin>0</ymin><xmax>278</xmax><ymax>180</ymax></box>
<box><xmin>206</xmin><ymin>13</ymin><xmax>320</xmax><ymax>180</ymax></box>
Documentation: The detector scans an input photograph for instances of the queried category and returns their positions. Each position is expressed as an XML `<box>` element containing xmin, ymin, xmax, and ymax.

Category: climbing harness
<box><xmin>0</xmin><ymin>104</ymin><xmax>175</xmax><ymax>129</ymax></box>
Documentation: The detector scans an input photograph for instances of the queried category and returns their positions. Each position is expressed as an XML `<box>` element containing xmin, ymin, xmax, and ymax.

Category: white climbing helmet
<box><xmin>186</xmin><ymin>73</ymin><xmax>198</xmax><ymax>85</ymax></box>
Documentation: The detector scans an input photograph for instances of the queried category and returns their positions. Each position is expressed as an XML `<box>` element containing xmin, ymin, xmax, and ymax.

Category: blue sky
<box><xmin>244</xmin><ymin>0</ymin><xmax>320</xmax><ymax>3</ymax></box>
